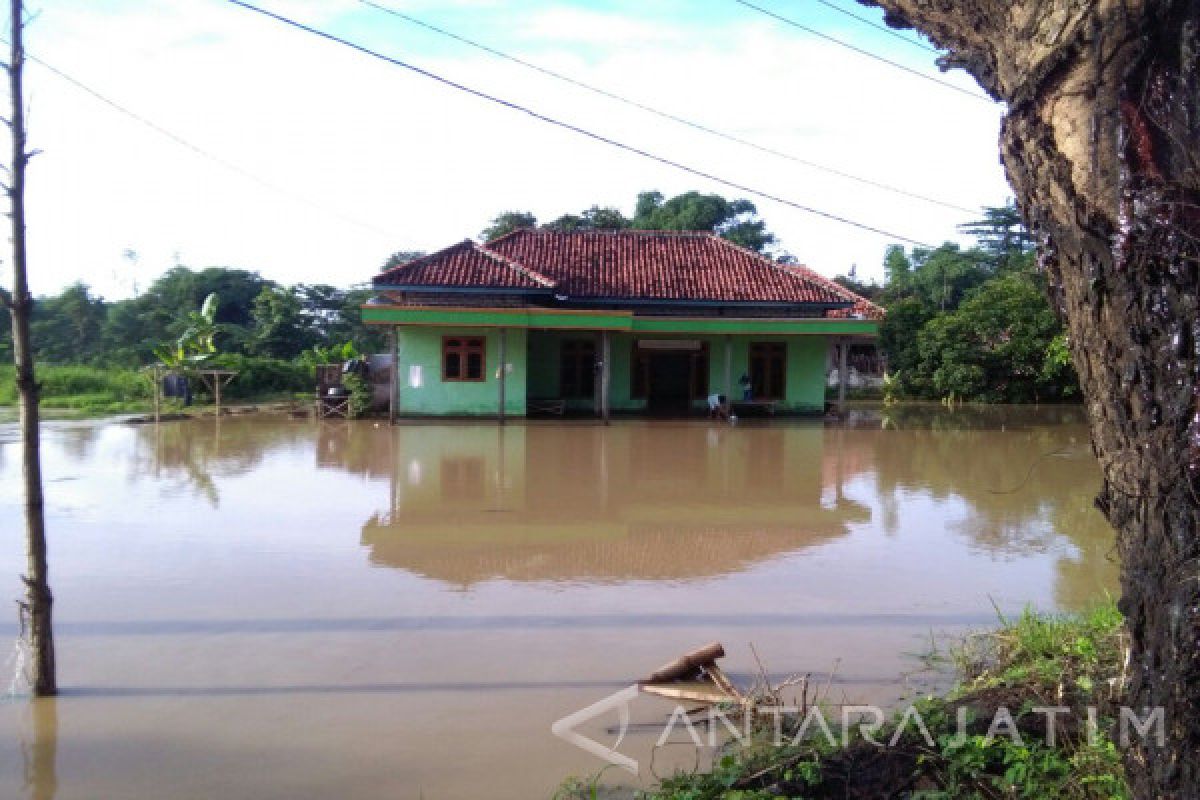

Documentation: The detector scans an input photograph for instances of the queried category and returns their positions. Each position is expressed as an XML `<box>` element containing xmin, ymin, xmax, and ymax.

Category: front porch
<box><xmin>361</xmin><ymin>305</ymin><xmax>879</xmax><ymax>421</ymax></box>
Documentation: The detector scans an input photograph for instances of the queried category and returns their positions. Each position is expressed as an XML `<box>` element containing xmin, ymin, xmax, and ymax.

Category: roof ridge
<box><xmin>376</xmin><ymin>239</ymin><xmax>474</xmax><ymax>281</ymax></box>
<box><xmin>705</xmin><ymin>234</ymin><xmax>841</xmax><ymax>292</ymax></box>
<box><xmin>706</xmin><ymin>233</ymin><xmax>883</xmax><ymax>314</ymax></box>
<box><xmin>506</xmin><ymin>227</ymin><xmax>718</xmax><ymax>238</ymax></box>
<box><xmin>473</xmin><ymin>241</ymin><xmax>556</xmax><ymax>288</ymax></box>
<box><xmin>778</xmin><ymin>260</ymin><xmax>885</xmax><ymax>314</ymax></box>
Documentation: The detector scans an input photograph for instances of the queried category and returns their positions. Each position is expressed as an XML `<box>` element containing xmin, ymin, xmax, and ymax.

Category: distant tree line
<box><xmin>0</xmin><ymin>266</ymin><xmax>387</xmax><ymax>367</ymax></box>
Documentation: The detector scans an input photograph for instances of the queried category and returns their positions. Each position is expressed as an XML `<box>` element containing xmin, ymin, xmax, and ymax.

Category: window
<box><xmin>442</xmin><ymin>336</ymin><xmax>486</xmax><ymax>381</ymax></box>
<box><xmin>560</xmin><ymin>339</ymin><xmax>596</xmax><ymax>398</ymax></box>
<box><xmin>749</xmin><ymin>342</ymin><xmax>786</xmax><ymax>400</ymax></box>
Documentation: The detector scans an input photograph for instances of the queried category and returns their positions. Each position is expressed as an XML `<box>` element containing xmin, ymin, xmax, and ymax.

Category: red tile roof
<box><xmin>776</xmin><ymin>264</ymin><xmax>886</xmax><ymax>320</ymax></box>
<box><xmin>375</xmin><ymin>240</ymin><xmax>552</xmax><ymax>290</ymax></box>
<box><xmin>374</xmin><ymin>229</ymin><xmax>882</xmax><ymax>315</ymax></box>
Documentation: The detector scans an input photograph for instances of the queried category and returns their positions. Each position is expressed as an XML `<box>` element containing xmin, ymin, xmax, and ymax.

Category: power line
<box><xmin>357</xmin><ymin>0</ymin><xmax>974</xmax><ymax>214</ymax></box>
<box><xmin>225</xmin><ymin>0</ymin><xmax>935</xmax><ymax>248</ymax></box>
<box><xmin>808</xmin><ymin>0</ymin><xmax>939</xmax><ymax>53</ymax></box>
<box><xmin>18</xmin><ymin>48</ymin><xmax>395</xmax><ymax>239</ymax></box>
<box><xmin>732</xmin><ymin>0</ymin><xmax>992</xmax><ymax>103</ymax></box>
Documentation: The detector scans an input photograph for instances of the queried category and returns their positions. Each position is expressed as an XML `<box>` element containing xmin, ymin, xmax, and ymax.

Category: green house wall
<box><xmin>389</xmin><ymin>324</ymin><xmax>840</xmax><ymax>416</ymax></box>
<box><xmin>396</xmin><ymin>327</ymin><xmax>527</xmax><ymax>416</ymax></box>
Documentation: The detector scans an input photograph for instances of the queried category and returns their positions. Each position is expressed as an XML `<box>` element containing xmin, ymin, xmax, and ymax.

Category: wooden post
<box><xmin>388</xmin><ymin>326</ymin><xmax>398</xmax><ymax>425</ymax></box>
<box><xmin>6</xmin><ymin>0</ymin><xmax>55</xmax><ymax>696</ymax></box>
<box><xmin>214</xmin><ymin>373</ymin><xmax>222</xmax><ymax>417</ymax></box>
<box><xmin>724</xmin><ymin>335</ymin><xmax>732</xmax><ymax>403</ymax></box>
<box><xmin>497</xmin><ymin>327</ymin><xmax>507</xmax><ymax>425</ymax></box>
<box><xmin>153</xmin><ymin>366</ymin><xmax>161</xmax><ymax>425</ymax></box>
<box><xmin>600</xmin><ymin>330</ymin><xmax>611</xmax><ymax>425</ymax></box>
<box><xmin>837</xmin><ymin>337</ymin><xmax>848</xmax><ymax>415</ymax></box>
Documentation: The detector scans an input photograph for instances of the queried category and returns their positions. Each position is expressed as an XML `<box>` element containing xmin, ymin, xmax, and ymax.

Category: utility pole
<box><xmin>4</xmin><ymin>0</ymin><xmax>57</xmax><ymax>696</ymax></box>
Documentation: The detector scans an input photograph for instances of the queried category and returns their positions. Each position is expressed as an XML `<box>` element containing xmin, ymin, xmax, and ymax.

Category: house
<box><xmin>362</xmin><ymin>229</ymin><xmax>882</xmax><ymax>419</ymax></box>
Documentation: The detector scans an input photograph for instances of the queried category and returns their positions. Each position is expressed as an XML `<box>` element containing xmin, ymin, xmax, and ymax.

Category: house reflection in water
<box><xmin>359</xmin><ymin>423</ymin><xmax>871</xmax><ymax>586</ymax></box>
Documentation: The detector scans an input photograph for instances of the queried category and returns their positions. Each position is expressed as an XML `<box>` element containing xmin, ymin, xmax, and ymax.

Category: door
<box><xmin>648</xmin><ymin>352</ymin><xmax>693</xmax><ymax>413</ymax></box>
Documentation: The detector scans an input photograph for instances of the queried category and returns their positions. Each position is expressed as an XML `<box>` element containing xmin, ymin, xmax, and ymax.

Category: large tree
<box><xmin>632</xmin><ymin>190</ymin><xmax>777</xmax><ymax>252</ymax></box>
<box><xmin>862</xmin><ymin>2</ymin><xmax>1200</xmax><ymax>795</ymax></box>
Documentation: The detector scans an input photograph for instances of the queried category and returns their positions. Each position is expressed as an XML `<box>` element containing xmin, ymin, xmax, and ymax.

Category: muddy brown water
<box><xmin>0</xmin><ymin>407</ymin><xmax>1115</xmax><ymax>799</ymax></box>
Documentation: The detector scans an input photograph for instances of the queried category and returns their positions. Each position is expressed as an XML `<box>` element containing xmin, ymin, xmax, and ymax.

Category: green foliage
<box><xmin>480</xmin><ymin>210</ymin><xmax>537</xmax><ymax>241</ymax></box>
<box><xmin>632</xmin><ymin>190</ymin><xmax>776</xmax><ymax>253</ymax></box>
<box><xmin>877</xmin><ymin>205</ymin><xmax>1079</xmax><ymax>403</ymax></box>
<box><xmin>297</xmin><ymin>342</ymin><xmax>360</xmax><ymax>377</ymax></box>
<box><xmin>204</xmin><ymin>353</ymin><xmax>312</xmax><ymax>399</ymax></box>
<box><xmin>543</xmin><ymin>205</ymin><xmax>631</xmax><ymax>233</ymax></box>
<box><xmin>341</xmin><ymin>372</ymin><xmax>372</xmax><ymax>418</ymax></box>
<box><xmin>30</xmin><ymin>282</ymin><xmax>107</xmax><ymax>364</ymax></box>
<box><xmin>249</xmin><ymin>285</ymin><xmax>315</xmax><ymax>359</ymax></box>
<box><xmin>0</xmin><ymin>364</ymin><xmax>151</xmax><ymax>413</ymax></box>
<box><xmin>380</xmin><ymin>250</ymin><xmax>426</xmax><ymax>271</ymax></box>
<box><xmin>917</xmin><ymin>273</ymin><xmax>1076</xmax><ymax>403</ymax></box>
<box><xmin>152</xmin><ymin>292</ymin><xmax>220</xmax><ymax>368</ymax></box>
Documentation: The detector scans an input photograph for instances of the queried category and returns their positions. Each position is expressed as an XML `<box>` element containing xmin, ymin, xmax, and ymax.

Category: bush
<box><xmin>203</xmin><ymin>354</ymin><xmax>311</xmax><ymax>399</ymax></box>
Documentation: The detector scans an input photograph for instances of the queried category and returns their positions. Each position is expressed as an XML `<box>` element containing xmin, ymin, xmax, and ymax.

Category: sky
<box><xmin>14</xmin><ymin>0</ymin><xmax>1011</xmax><ymax>300</ymax></box>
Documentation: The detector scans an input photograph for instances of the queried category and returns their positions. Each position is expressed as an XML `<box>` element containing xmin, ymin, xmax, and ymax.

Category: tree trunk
<box><xmin>6</xmin><ymin>0</ymin><xmax>56</xmax><ymax>697</ymax></box>
<box><xmin>862</xmin><ymin>1</ymin><xmax>1200</xmax><ymax>795</ymax></box>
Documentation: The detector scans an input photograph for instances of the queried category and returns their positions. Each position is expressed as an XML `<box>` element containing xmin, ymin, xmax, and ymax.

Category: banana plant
<box><xmin>152</xmin><ymin>293</ymin><xmax>219</xmax><ymax>368</ymax></box>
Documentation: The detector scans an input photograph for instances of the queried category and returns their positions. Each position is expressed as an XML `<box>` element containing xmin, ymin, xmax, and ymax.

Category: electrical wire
<box><xmin>19</xmin><ymin>48</ymin><xmax>395</xmax><ymax>238</ymax></box>
<box><xmin>808</xmin><ymin>0</ymin><xmax>939</xmax><ymax>53</ymax></box>
<box><xmin>731</xmin><ymin>0</ymin><xmax>991</xmax><ymax>103</ymax></box>
<box><xmin>224</xmin><ymin>0</ymin><xmax>937</xmax><ymax>248</ymax></box>
<box><xmin>357</xmin><ymin>0</ymin><xmax>976</xmax><ymax>214</ymax></box>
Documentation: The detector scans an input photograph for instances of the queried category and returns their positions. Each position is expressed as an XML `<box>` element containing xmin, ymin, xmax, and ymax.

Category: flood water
<box><xmin>0</xmin><ymin>407</ymin><xmax>1116</xmax><ymax>799</ymax></box>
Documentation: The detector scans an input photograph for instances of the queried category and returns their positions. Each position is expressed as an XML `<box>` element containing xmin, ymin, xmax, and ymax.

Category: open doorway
<box><xmin>633</xmin><ymin>340</ymin><xmax>709</xmax><ymax>415</ymax></box>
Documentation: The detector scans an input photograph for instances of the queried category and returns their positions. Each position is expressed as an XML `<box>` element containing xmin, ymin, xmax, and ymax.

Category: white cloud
<box><xmin>10</xmin><ymin>0</ymin><xmax>1009</xmax><ymax>301</ymax></box>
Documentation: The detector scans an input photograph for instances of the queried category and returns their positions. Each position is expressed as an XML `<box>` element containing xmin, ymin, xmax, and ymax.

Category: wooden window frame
<box><xmin>442</xmin><ymin>336</ymin><xmax>487</xmax><ymax>382</ymax></box>
<box><xmin>749</xmin><ymin>341</ymin><xmax>787</xmax><ymax>400</ymax></box>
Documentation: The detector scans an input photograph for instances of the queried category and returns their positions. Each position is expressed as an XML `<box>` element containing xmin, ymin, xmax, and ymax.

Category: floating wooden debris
<box><xmin>638</xmin><ymin>641</ymin><xmax>742</xmax><ymax>705</ymax></box>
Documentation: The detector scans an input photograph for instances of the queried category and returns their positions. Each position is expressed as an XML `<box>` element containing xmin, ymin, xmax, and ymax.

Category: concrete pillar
<box><xmin>837</xmin><ymin>337</ymin><xmax>848</xmax><ymax>415</ymax></box>
<box><xmin>600</xmin><ymin>330</ymin><xmax>611</xmax><ymax>425</ymax></box>
<box><xmin>724</xmin><ymin>335</ymin><xmax>733</xmax><ymax>402</ymax></box>
<box><xmin>388</xmin><ymin>326</ymin><xmax>398</xmax><ymax>425</ymax></box>
<box><xmin>498</xmin><ymin>327</ymin><xmax>507</xmax><ymax>425</ymax></box>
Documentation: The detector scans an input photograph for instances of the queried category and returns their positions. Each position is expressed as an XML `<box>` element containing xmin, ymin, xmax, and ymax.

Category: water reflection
<box><xmin>353</xmin><ymin>412</ymin><xmax>1111</xmax><ymax>605</ymax></box>
<box><xmin>362</xmin><ymin>424</ymin><xmax>870</xmax><ymax>585</ymax></box>
<box><xmin>20</xmin><ymin>699</ymin><xmax>56</xmax><ymax>800</ymax></box>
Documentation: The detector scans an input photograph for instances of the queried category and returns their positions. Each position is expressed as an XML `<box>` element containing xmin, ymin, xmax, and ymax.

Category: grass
<box><xmin>0</xmin><ymin>363</ymin><xmax>310</xmax><ymax>417</ymax></box>
<box><xmin>0</xmin><ymin>364</ymin><xmax>154</xmax><ymax>414</ymax></box>
<box><xmin>560</xmin><ymin>600</ymin><xmax>1130</xmax><ymax>799</ymax></box>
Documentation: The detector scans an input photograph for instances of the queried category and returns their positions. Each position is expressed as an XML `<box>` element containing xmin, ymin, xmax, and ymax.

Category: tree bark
<box><xmin>861</xmin><ymin>1</ymin><xmax>1200</xmax><ymax>795</ymax></box>
<box><xmin>6</xmin><ymin>0</ymin><xmax>57</xmax><ymax>697</ymax></box>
